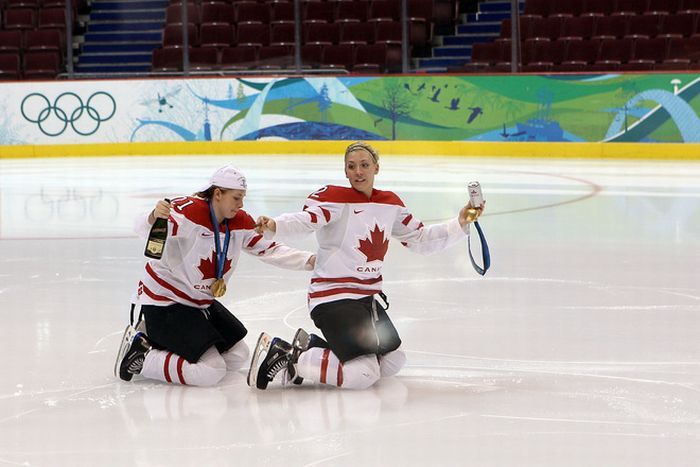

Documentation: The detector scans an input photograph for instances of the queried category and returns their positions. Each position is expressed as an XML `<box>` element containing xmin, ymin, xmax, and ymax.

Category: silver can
<box><xmin>468</xmin><ymin>181</ymin><xmax>484</xmax><ymax>207</ymax></box>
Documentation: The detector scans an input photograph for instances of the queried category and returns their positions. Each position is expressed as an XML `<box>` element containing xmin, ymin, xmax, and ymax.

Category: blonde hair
<box><xmin>345</xmin><ymin>141</ymin><xmax>379</xmax><ymax>164</ymax></box>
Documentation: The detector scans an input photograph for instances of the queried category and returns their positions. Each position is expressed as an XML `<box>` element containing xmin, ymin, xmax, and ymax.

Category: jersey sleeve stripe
<box><xmin>303</xmin><ymin>205</ymin><xmax>319</xmax><ymax>224</ymax></box>
<box><xmin>320</xmin><ymin>207</ymin><xmax>331</xmax><ymax>222</ymax></box>
<box><xmin>247</xmin><ymin>234</ymin><xmax>263</xmax><ymax>248</ymax></box>
<box><xmin>256</xmin><ymin>242</ymin><xmax>277</xmax><ymax>256</ymax></box>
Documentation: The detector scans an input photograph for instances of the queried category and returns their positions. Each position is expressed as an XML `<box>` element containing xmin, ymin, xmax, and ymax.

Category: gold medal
<box><xmin>211</xmin><ymin>278</ymin><xmax>226</xmax><ymax>298</ymax></box>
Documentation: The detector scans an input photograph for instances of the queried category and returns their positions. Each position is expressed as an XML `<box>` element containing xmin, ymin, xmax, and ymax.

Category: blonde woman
<box><xmin>249</xmin><ymin>142</ymin><xmax>483</xmax><ymax>390</ymax></box>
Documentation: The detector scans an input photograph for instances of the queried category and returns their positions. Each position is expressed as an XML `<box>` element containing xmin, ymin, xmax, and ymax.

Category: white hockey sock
<box><xmin>141</xmin><ymin>346</ymin><xmax>227</xmax><ymax>387</ymax></box>
<box><xmin>297</xmin><ymin>348</ymin><xmax>381</xmax><ymax>390</ymax></box>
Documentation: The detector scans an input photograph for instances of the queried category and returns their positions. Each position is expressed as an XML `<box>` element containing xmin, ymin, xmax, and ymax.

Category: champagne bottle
<box><xmin>144</xmin><ymin>199</ymin><xmax>170</xmax><ymax>259</ymax></box>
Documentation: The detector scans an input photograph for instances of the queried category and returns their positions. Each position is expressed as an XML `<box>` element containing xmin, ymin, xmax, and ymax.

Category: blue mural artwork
<box><xmin>5</xmin><ymin>73</ymin><xmax>685</xmax><ymax>146</ymax></box>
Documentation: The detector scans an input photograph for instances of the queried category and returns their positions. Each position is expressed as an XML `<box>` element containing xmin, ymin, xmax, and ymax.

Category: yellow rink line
<box><xmin>2</xmin><ymin>141</ymin><xmax>700</xmax><ymax>160</ymax></box>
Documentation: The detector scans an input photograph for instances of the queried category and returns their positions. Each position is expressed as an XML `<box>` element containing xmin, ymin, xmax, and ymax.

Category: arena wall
<box><xmin>1</xmin><ymin>73</ymin><xmax>699</xmax><ymax>159</ymax></box>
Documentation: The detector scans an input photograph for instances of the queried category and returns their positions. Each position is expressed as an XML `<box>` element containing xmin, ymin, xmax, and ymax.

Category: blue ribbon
<box><xmin>468</xmin><ymin>221</ymin><xmax>490</xmax><ymax>276</ymax></box>
<box><xmin>209</xmin><ymin>201</ymin><xmax>231</xmax><ymax>279</ymax></box>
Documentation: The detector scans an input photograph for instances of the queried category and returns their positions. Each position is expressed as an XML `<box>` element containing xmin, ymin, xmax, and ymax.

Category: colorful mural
<box><xmin>1</xmin><ymin>73</ymin><xmax>699</xmax><ymax>146</ymax></box>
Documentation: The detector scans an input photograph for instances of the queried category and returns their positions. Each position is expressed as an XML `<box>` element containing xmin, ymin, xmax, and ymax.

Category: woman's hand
<box><xmin>255</xmin><ymin>216</ymin><xmax>277</xmax><ymax>234</ymax></box>
<box><xmin>306</xmin><ymin>255</ymin><xmax>316</xmax><ymax>269</ymax></box>
<box><xmin>149</xmin><ymin>199</ymin><xmax>171</xmax><ymax>225</ymax></box>
<box><xmin>458</xmin><ymin>200</ymin><xmax>486</xmax><ymax>227</ymax></box>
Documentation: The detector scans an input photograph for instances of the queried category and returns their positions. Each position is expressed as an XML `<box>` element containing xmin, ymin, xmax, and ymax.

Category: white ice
<box><xmin>0</xmin><ymin>154</ymin><xmax>699</xmax><ymax>466</ymax></box>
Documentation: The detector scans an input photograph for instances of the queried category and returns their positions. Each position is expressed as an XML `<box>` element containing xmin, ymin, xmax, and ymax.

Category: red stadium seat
<box><xmin>659</xmin><ymin>13</ymin><xmax>697</xmax><ymax>37</ymax></box>
<box><xmin>220</xmin><ymin>46</ymin><xmax>258</xmax><ymax>70</ymax></box>
<box><xmin>594</xmin><ymin>15</ymin><xmax>631</xmax><ymax>39</ymax></box>
<box><xmin>38</xmin><ymin>7</ymin><xmax>68</xmax><ymax>29</ymax></box>
<box><xmin>235</xmin><ymin>1</ymin><xmax>269</xmax><ymax>24</ymax></box>
<box><xmin>335</xmin><ymin>0</ymin><xmax>369</xmax><ymax>23</ymax></box>
<box><xmin>270</xmin><ymin>22</ymin><xmax>295</xmax><ymax>46</ymax></box>
<box><xmin>0</xmin><ymin>54</ymin><xmax>21</xmax><ymax>80</ymax></box>
<box><xmin>354</xmin><ymin>43</ymin><xmax>388</xmax><ymax>73</ymax></box>
<box><xmin>189</xmin><ymin>46</ymin><xmax>218</xmax><ymax>71</ymax></box>
<box><xmin>0</xmin><ymin>30</ymin><xmax>23</xmax><ymax>54</ymax></box>
<box><xmin>237</xmin><ymin>23</ymin><xmax>270</xmax><ymax>46</ymax></box>
<box><xmin>163</xmin><ymin>23</ymin><xmax>199</xmax><ymax>47</ymax></box>
<box><xmin>582</xmin><ymin>0</ymin><xmax>614</xmax><ymax>16</ymax></box>
<box><xmin>199</xmin><ymin>24</ymin><xmax>234</xmax><ymax>49</ymax></box>
<box><xmin>523</xmin><ymin>0</ymin><xmax>549</xmax><ymax>17</ymax></box>
<box><xmin>321</xmin><ymin>43</ymin><xmax>355</xmax><ymax>70</ymax></box>
<box><xmin>23</xmin><ymin>51</ymin><xmax>60</xmax><ymax>79</ymax></box>
<box><xmin>258</xmin><ymin>44</ymin><xmax>294</xmax><ymax>68</ymax></box>
<box><xmin>560</xmin><ymin>39</ymin><xmax>600</xmax><ymax>70</ymax></box>
<box><xmin>648</xmin><ymin>0</ymin><xmax>682</xmax><ymax>14</ymax></box>
<box><xmin>626</xmin><ymin>14</ymin><xmax>663</xmax><ymax>39</ymax></box>
<box><xmin>369</xmin><ymin>0</ymin><xmax>400</xmax><ymax>22</ymax></box>
<box><xmin>301</xmin><ymin>43</ymin><xmax>324</xmax><ymax>67</ymax></box>
<box><xmin>303</xmin><ymin>0</ymin><xmax>334</xmax><ymax>23</ymax></box>
<box><xmin>25</xmin><ymin>29</ymin><xmax>63</xmax><ymax>53</ymax></box>
<box><xmin>549</xmin><ymin>0</ymin><xmax>585</xmax><ymax>18</ymax></box>
<box><xmin>340</xmin><ymin>22</ymin><xmax>375</xmax><ymax>45</ymax></box>
<box><xmin>4</xmin><ymin>8</ymin><xmax>36</xmax><ymax>31</ymax></box>
<box><xmin>201</xmin><ymin>2</ymin><xmax>234</xmax><ymax>25</ymax></box>
<box><xmin>560</xmin><ymin>15</ymin><xmax>596</xmax><ymax>40</ymax></box>
<box><xmin>270</xmin><ymin>1</ymin><xmax>294</xmax><ymax>24</ymax></box>
<box><xmin>304</xmin><ymin>21</ymin><xmax>340</xmax><ymax>45</ymax></box>
<box><xmin>166</xmin><ymin>3</ymin><xmax>200</xmax><ymax>25</ymax></box>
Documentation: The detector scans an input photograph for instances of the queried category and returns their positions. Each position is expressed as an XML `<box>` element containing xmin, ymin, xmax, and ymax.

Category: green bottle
<box><xmin>144</xmin><ymin>199</ymin><xmax>169</xmax><ymax>259</ymax></box>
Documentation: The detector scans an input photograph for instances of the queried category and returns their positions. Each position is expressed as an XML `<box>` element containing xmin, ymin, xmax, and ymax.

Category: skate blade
<box><xmin>247</xmin><ymin>332</ymin><xmax>271</xmax><ymax>388</ymax></box>
<box><xmin>114</xmin><ymin>325</ymin><xmax>137</xmax><ymax>378</ymax></box>
<box><xmin>292</xmin><ymin>328</ymin><xmax>309</xmax><ymax>352</ymax></box>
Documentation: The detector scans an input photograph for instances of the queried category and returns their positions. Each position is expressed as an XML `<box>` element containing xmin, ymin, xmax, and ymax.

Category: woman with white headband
<box><xmin>114</xmin><ymin>165</ymin><xmax>315</xmax><ymax>387</ymax></box>
<box><xmin>248</xmin><ymin>141</ymin><xmax>484</xmax><ymax>390</ymax></box>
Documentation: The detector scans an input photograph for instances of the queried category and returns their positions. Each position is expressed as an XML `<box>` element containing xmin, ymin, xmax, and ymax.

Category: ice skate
<box><xmin>248</xmin><ymin>333</ymin><xmax>299</xmax><ymax>390</ymax></box>
<box><xmin>290</xmin><ymin>328</ymin><xmax>310</xmax><ymax>385</ymax></box>
<box><xmin>114</xmin><ymin>325</ymin><xmax>151</xmax><ymax>381</ymax></box>
<box><xmin>247</xmin><ymin>332</ymin><xmax>272</xmax><ymax>388</ymax></box>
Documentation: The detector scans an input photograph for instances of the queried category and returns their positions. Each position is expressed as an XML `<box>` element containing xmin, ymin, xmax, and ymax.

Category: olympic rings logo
<box><xmin>20</xmin><ymin>92</ymin><xmax>117</xmax><ymax>137</ymax></box>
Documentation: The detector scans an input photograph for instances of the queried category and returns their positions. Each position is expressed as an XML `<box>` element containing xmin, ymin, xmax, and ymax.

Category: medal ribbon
<box><xmin>209</xmin><ymin>201</ymin><xmax>231</xmax><ymax>280</ymax></box>
<box><xmin>468</xmin><ymin>220</ymin><xmax>491</xmax><ymax>276</ymax></box>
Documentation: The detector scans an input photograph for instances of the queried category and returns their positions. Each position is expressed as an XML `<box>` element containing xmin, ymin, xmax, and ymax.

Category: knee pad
<box><xmin>221</xmin><ymin>340</ymin><xmax>250</xmax><ymax>371</ymax></box>
<box><xmin>185</xmin><ymin>347</ymin><xmax>226</xmax><ymax>387</ymax></box>
<box><xmin>341</xmin><ymin>355</ymin><xmax>381</xmax><ymax>390</ymax></box>
<box><xmin>379</xmin><ymin>349</ymin><xmax>406</xmax><ymax>378</ymax></box>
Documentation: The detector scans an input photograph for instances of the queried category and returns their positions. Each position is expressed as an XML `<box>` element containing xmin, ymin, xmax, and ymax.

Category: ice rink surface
<box><xmin>1</xmin><ymin>153</ymin><xmax>699</xmax><ymax>466</ymax></box>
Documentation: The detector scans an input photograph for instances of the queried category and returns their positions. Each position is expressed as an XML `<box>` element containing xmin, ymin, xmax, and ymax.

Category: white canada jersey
<box><xmin>272</xmin><ymin>185</ymin><xmax>469</xmax><ymax>311</ymax></box>
<box><xmin>135</xmin><ymin>196</ymin><xmax>313</xmax><ymax>309</ymax></box>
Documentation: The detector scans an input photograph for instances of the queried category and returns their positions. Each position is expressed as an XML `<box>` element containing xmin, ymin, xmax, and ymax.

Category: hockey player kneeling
<box><xmin>248</xmin><ymin>142</ymin><xmax>483</xmax><ymax>390</ymax></box>
<box><xmin>115</xmin><ymin>165</ymin><xmax>314</xmax><ymax>386</ymax></box>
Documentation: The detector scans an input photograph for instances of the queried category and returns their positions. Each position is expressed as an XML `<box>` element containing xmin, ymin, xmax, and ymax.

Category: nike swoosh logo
<box><xmin>200</xmin><ymin>232</ymin><xmax>214</xmax><ymax>237</ymax></box>
<box><xmin>354</xmin><ymin>209</ymin><xmax>364</xmax><ymax>214</ymax></box>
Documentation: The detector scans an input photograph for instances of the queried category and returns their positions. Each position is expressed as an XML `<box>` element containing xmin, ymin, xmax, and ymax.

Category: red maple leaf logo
<box><xmin>357</xmin><ymin>224</ymin><xmax>389</xmax><ymax>263</ymax></box>
<box><xmin>198</xmin><ymin>251</ymin><xmax>233</xmax><ymax>280</ymax></box>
